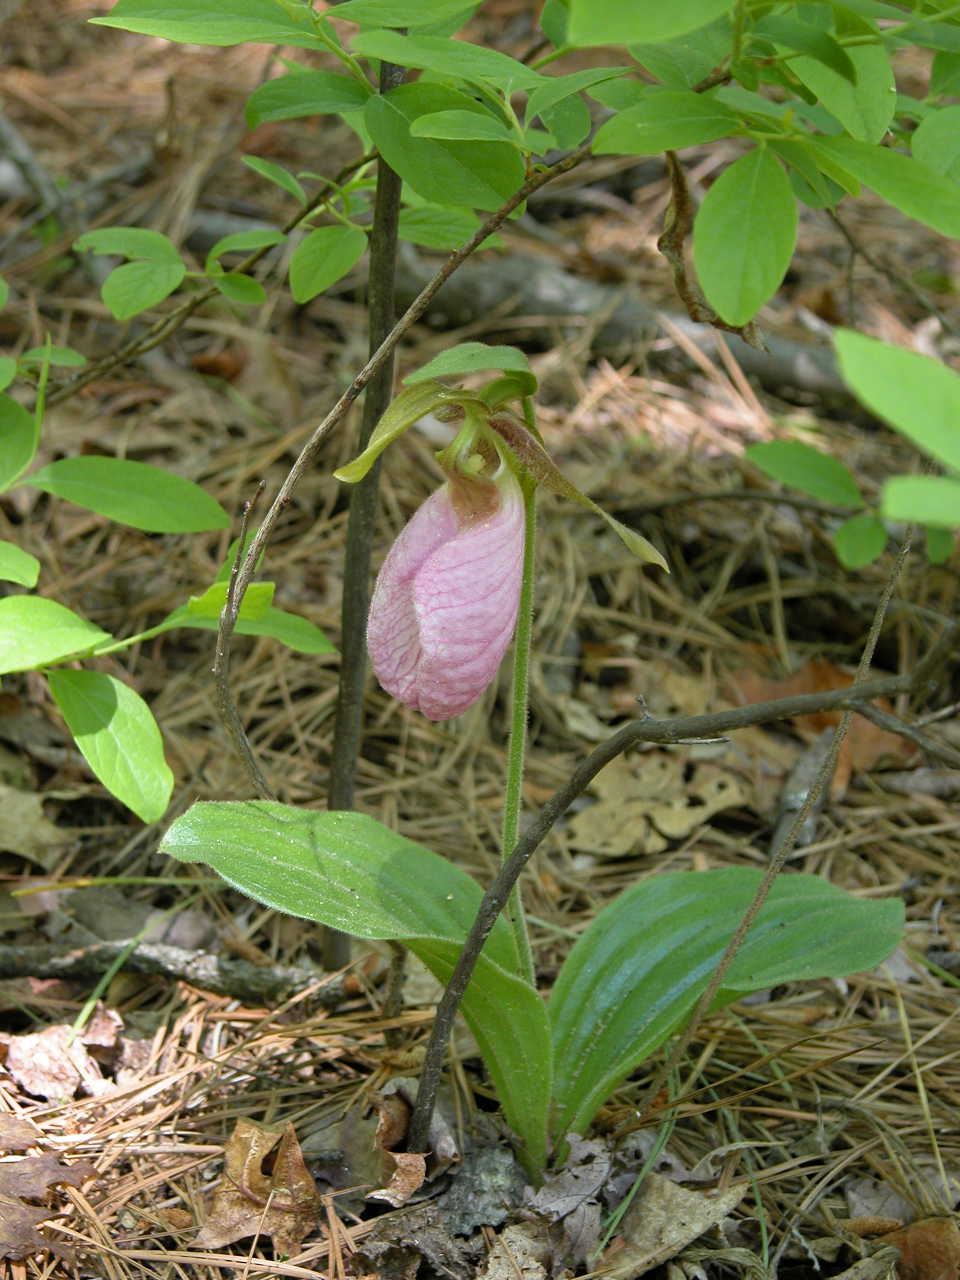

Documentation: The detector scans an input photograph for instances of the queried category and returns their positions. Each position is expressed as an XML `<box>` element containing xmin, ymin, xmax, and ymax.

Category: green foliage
<box><xmin>0</xmin><ymin>395</ymin><xmax>39</xmax><ymax>490</ymax></box>
<box><xmin>567</xmin><ymin>0</ymin><xmax>732</xmax><ymax>46</ymax></box>
<box><xmin>833</xmin><ymin>513</ymin><xmax>888</xmax><ymax>568</ymax></box>
<box><xmin>0</xmin><ymin>597</ymin><xmax>111</xmax><ymax>675</ymax></box>
<box><xmin>835</xmin><ymin>331</ymin><xmax>960</xmax><ymax>474</ymax></box>
<box><xmin>22</xmin><ymin>458</ymin><xmax>230</xmax><ymax>533</ymax></box>
<box><xmin>592</xmin><ymin>90</ymin><xmax>741</xmax><ymax>155</ymax></box>
<box><xmin>47</xmin><ymin>670</ymin><xmax>173</xmax><ymax>823</ymax></box>
<box><xmin>245</xmin><ymin>70</ymin><xmax>371</xmax><ymax>127</ymax></box>
<box><xmin>883</xmin><ymin>476</ymin><xmax>960</xmax><ymax>528</ymax></box>
<box><xmin>912</xmin><ymin>105</ymin><xmax>960</xmax><ymax>181</ymax></box>
<box><xmin>746</xmin><ymin>441</ymin><xmax>863</xmax><ymax>507</ymax></box>
<box><xmin>548</xmin><ymin>868</ymin><xmax>903</xmax><ymax>1140</ymax></box>
<box><xmin>161</xmin><ymin>801</ymin><xmax>552</xmax><ymax>1172</ymax></box>
<box><xmin>289</xmin><ymin>224</ymin><xmax>367</xmax><ymax>303</ymax></box>
<box><xmin>0</xmin><ymin>542</ymin><xmax>40</xmax><ymax>588</ymax></box>
<box><xmin>75</xmin><ymin>227</ymin><xmax>186</xmax><ymax>320</ymax></box>
<box><xmin>692</xmin><ymin>148</ymin><xmax>797</xmax><ymax>325</ymax></box>
<box><xmin>161</xmin><ymin>801</ymin><xmax>901</xmax><ymax>1176</ymax></box>
<box><xmin>241</xmin><ymin>156</ymin><xmax>306</xmax><ymax>204</ymax></box>
<box><xmin>90</xmin><ymin>0</ymin><xmax>323</xmax><ymax>48</ymax></box>
<box><xmin>365</xmin><ymin>84</ymin><xmax>524</xmax><ymax>211</ymax></box>
<box><xmin>0</xmin><ymin>359</ymin><xmax>16</xmax><ymax>391</ymax></box>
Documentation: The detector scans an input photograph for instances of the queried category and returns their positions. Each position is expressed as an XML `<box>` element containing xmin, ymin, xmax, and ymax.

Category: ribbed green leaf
<box><xmin>90</xmin><ymin>0</ymin><xmax>323</xmax><ymax>48</ymax></box>
<box><xmin>549</xmin><ymin>868</ymin><xmax>903</xmax><ymax>1140</ymax></box>
<box><xmin>883</xmin><ymin>476</ymin><xmax>960</xmax><ymax>528</ymax></box>
<box><xmin>161</xmin><ymin>801</ymin><xmax>551</xmax><ymax>1172</ymax></box>
<box><xmin>746</xmin><ymin>440</ymin><xmax>863</xmax><ymax>506</ymax></box>
<box><xmin>833</xmin><ymin>513</ymin><xmax>887</xmax><ymax>567</ymax></box>
<box><xmin>0</xmin><ymin>394</ymin><xmax>39</xmax><ymax>491</ymax></box>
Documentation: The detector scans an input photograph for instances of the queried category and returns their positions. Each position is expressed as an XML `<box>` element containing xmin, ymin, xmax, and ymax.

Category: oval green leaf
<box><xmin>912</xmin><ymin>105</ymin><xmax>960</xmax><ymax>182</ymax></box>
<box><xmin>90</xmin><ymin>0</ymin><xmax>323</xmax><ymax>48</ymax></box>
<box><xmin>289</xmin><ymin>225</ymin><xmax>366</xmax><ymax>304</ymax></box>
<box><xmin>22</xmin><ymin>457</ymin><xmax>230</xmax><ymax>532</ymax></box>
<box><xmin>812</xmin><ymin>137</ymin><xmax>960</xmax><ymax>238</ymax></box>
<box><xmin>101</xmin><ymin>260</ymin><xmax>186</xmax><ymax>321</ymax></box>
<box><xmin>790</xmin><ymin>43</ymin><xmax>895</xmax><ymax>143</ymax></box>
<box><xmin>161</xmin><ymin>800</ymin><xmax>551</xmax><ymax>1172</ymax></box>
<box><xmin>549</xmin><ymin>867</ymin><xmax>903</xmax><ymax>1140</ymax></box>
<box><xmin>0</xmin><ymin>597</ymin><xmax>112</xmax><ymax>674</ymax></box>
<box><xmin>883</xmin><ymin>476</ymin><xmax>960</xmax><ymax>528</ymax></box>
<box><xmin>0</xmin><ymin>394</ymin><xmax>39</xmax><ymax>492</ymax></box>
<box><xmin>833</xmin><ymin>513</ymin><xmax>887</xmax><ymax>567</ymax></box>
<box><xmin>0</xmin><ymin>541</ymin><xmax>40</xmax><ymax>587</ymax></box>
<box><xmin>593</xmin><ymin>90</ymin><xmax>740</xmax><ymax>155</ymax></box>
<box><xmin>834</xmin><ymin>329</ymin><xmax>960</xmax><ymax>472</ymax></box>
<box><xmin>365</xmin><ymin>83</ymin><xmax>525</xmax><ymax>212</ymax></box>
<box><xmin>242</xmin><ymin>156</ymin><xmax>306</xmax><ymax>204</ymax></box>
<box><xmin>568</xmin><ymin>0</ymin><xmax>732</xmax><ymax>46</ymax></box>
<box><xmin>48</xmin><ymin>669</ymin><xmax>173</xmax><ymax>823</ymax></box>
<box><xmin>0</xmin><ymin>358</ymin><xmax>16</xmax><ymax>391</ymax></box>
<box><xmin>410</xmin><ymin>109</ymin><xmax>516</xmax><ymax>144</ymax></box>
<box><xmin>246</xmin><ymin>70</ymin><xmax>371</xmax><ymax>127</ymax></box>
<box><xmin>74</xmin><ymin>226</ymin><xmax>182</xmax><ymax>263</ymax></box>
<box><xmin>213</xmin><ymin>273</ymin><xmax>267</xmax><ymax>305</ymax></box>
<box><xmin>746</xmin><ymin>440</ymin><xmax>863</xmax><ymax>506</ymax></box>
<box><xmin>693</xmin><ymin>147</ymin><xmax>797</xmax><ymax>325</ymax></box>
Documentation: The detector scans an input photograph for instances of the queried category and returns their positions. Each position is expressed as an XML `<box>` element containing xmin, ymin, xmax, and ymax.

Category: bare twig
<box><xmin>0</xmin><ymin>939</ymin><xmax>353</xmax><ymax>1006</ymax></box>
<box><xmin>324</xmin><ymin>59</ymin><xmax>405</xmax><ymax>971</ymax></box>
<box><xmin>827</xmin><ymin>208</ymin><xmax>959</xmax><ymax>339</ymax></box>
<box><xmin>406</xmin><ymin>612</ymin><xmax>954</xmax><ymax>1153</ymax></box>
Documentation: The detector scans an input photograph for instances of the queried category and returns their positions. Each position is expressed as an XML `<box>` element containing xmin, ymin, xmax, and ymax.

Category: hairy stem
<box><xmin>501</xmin><ymin>475</ymin><xmax>537</xmax><ymax>984</ymax></box>
<box><xmin>324</xmin><ymin>60</ymin><xmax>405</xmax><ymax>971</ymax></box>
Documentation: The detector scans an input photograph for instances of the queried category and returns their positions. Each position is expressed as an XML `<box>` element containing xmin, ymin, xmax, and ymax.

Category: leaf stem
<box><xmin>501</xmin><ymin>474</ymin><xmax>537</xmax><ymax>984</ymax></box>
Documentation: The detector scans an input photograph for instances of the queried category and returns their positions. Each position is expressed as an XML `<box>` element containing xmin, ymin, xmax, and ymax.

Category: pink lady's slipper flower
<box><xmin>367</xmin><ymin>467</ymin><xmax>525</xmax><ymax>721</ymax></box>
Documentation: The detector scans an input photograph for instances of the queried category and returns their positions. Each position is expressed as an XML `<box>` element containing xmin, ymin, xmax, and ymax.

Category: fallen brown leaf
<box><xmin>195</xmin><ymin>1119</ymin><xmax>322</xmax><ymax>1257</ymax></box>
<box><xmin>0</xmin><ymin>1153</ymin><xmax>95</xmax><ymax>1261</ymax></box>
<box><xmin>726</xmin><ymin>658</ymin><xmax>910</xmax><ymax>795</ymax></box>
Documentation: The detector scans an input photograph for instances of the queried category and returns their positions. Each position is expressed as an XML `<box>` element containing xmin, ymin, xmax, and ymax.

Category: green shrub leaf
<box><xmin>925</xmin><ymin>526</ymin><xmax>955</xmax><ymax>564</ymax></box>
<box><xmin>365</xmin><ymin>84</ymin><xmax>524</xmax><ymax>211</ymax></box>
<box><xmin>161</xmin><ymin>800</ymin><xmax>551</xmax><ymax>1172</ymax></box>
<box><xmin>0</xmin><ymin>597</ymin><xmax>111</xmax><ymax>674</ymax></box>
<box><xmin>74</xmin><ymin>226</ymin><xmax>182</xmax><ymax>263</ymax></box>
<box><xmin>883</xmin><ymin>476</ymin><xmax>960</xmax><ymax>528</ymax></box>
<box><xmin>213</xmin><ymin>273</ymin><xmax>267</xmax><ymax>305</ymax></box>
<box><xmin>568</xmin><ymin>0</ymin><xmax>732</xmax><ymax>46</ymax></box>
<box><xmin>23</xmin><ymin>457</ymin><xmax>230</xmax><ymax>532</ymax></box>
<box><xmin>0</xmin><ymin>394</ymin><xmax>39</xmax><ymax>491</ymax></box>
<box><xmin>19</xmin><ymin>346</ymin><xmax>87</xmax><ymax>368</ymax></box>
<box><xmin>746</xmin><ymin>440</ymin><xmax>863</xmax><ymax>506</ymax></box>
<box><xmin>242</xmin><ymin>156</ymin><xmax>306</xmax><ymax>204</ymax></box>
<box><xmin>812</xmin><ymin>138</ymin><xmax>960</xmax><ymax>238</ymax></box>
<box><xmin>100</xmin><ymin>260</ymin><xmax>186</xmax><ymax>320</ymax></box>
<box><xmin>0</xmin><ymin>541</ymin><xmax>40</xmax><ymax>588</ymax></box>
<box><xmin>693</xmin><ymin>148</ymin><xmax>797</xmax><ymax>325</ymax></box>
<box><xmin>48</xmin><ymin>669</ymin><xmax>173</xmax><ymax>823</ymax></box>
<box><xmin>834</xmin><ymin>330</ymin><xmax>960</xmax><ymax>472</ymax></box>
<box><xmin>246</xmin><ymin>70</ymin><xmax>371</xmax><ymax>127</ymax></box>
<box><xmin>90</xmin><ymin>0</ymin><xmax>323</xmax><ymax>48</ymax></box>
<box><xmin>833</xmin><ymin>513</ymin><xmax>887</xmax><ymax>567</ymax></box>
<box><xmin>549</xmin><ymin>867</ymin><xmax>903</xmax><ymax>1140</ymax></box>
<box><xmin>398</xmin><ymin>204</ymin><xmax>501</xmax><ymax>250</ymax></box>
<box><xmin>593</xmin><ymin>90</ymin><xmax>740</xmax><ymax>155</ymax></box>
<box><xmin>790</xmin><ymin>43</ymin><xmax>895</xmax><ymax>142</ymax></box>
<box><xmin>289</xmin><ymin>225</ymin><xmax>366</xmax><ymax>303</ymax></box>
<box><xmin>351</xmin><ymin>30</ymin><xmax>542</xmax><ymax>93</ymax></box>
<box><xmin>410</xmin><ymin>109</ymin><xmax>516</xmax><ymax>144</ymax></box>
<box><xmin>911</xmin><ymin>105</ymin><xmax>960</xmax><ymax>182</ymax></box>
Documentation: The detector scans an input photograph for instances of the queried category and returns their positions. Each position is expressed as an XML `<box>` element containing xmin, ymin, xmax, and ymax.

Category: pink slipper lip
<box><xmin>367</xmin><ymin>470</ymin><xmax>525</xmax><ymax>721</ymax></box>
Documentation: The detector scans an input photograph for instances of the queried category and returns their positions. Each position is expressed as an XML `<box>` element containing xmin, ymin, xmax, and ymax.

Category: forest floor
<box><xmin>1</xmin><ymin>2</ymin><xmax>960</xmax><ymax>1277</ymax></box>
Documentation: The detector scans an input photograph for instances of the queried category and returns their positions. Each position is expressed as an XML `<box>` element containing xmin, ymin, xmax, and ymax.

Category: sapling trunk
<box><xmin>323</xmin><ymin>60</ymin><xmax>404</xmax><ymax>971</ymax></box>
